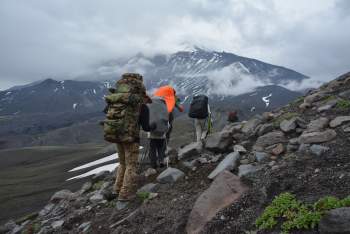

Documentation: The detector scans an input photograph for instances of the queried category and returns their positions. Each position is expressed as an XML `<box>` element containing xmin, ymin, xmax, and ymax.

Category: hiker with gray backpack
<box><xmin>188</xmin><ymin>94</ymin><xmax>212</xmax><ymax>142</ymax></box>
<box><xmin>146</xmin><ymin>96</ymin><xmax>170</xmax><ymax>169</ymax></box>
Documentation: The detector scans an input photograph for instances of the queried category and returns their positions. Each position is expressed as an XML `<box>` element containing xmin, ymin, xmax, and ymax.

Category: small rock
<box><xmin>262</xmin><ymin>112</ymin><xmax>274</xmax><ymax>121</ymax></box>
<box><xmin>181</xmin><ymin>159</ymin><xmax>198</xmax><ymax>170</ymax></box>
<box><xmin>137</xmin><ymin>183</ymin><xmax>159</xmax><ymax>193</ymax></box>
<box><xmin>254</xmin><ymin>152</ymin><xmax>268</xmax><ymax>162</ymax></box>
<box><xmin>92</xmin><ymin>170</ymin><xmax>110</xmax><ymax>182</ymax></box>
<box><xmin>116</xmin><ymin>201</ymin><xmax>129</xmax><ymax>210</ymax></box>
<box><xmin>242</xmin><ymin>118</ymin><xmax>262</xmax><ymax>135</ymax></box>
<box><xmin>205</xmin><ymin>131</ymin><xmax>233</xmax><ymax>153</ymax></box>
<box><xmin>208</xmin><ymin>152</ymin><xmax>240</xmax><ymax>179</ymax></box>
<box><xmin>156</xmin><ymin>167</ymin><xmax>185</xmax><ymax>183</ymax></box>
<box><xmin>342</xmin><ymin>125</ymin><xmax>350</xmax><ymax>133</ymax></box>
<box><xmin>295</xmin><ymin>117</ymin><xmax>308</xmax><ymax>128</ymax></box>
<box><xmin>209</xmin><ymin>155</ymin><xmax>221</xmax><ymax>163</ymax></box>
<box><xmin>50</xmin><ymin>190</ymin><xmax>75</xmax><ymax>204</ymax></box>
<box><xmin>319</xmin><ymin>207</ymin><xmax>350</xmax><ymax>234</ymax></box>
<box><xmin>329</xmin><ymin>116</ymin><xmax>350</xmax><ymax>128</ymax></box>
<box><xmin>268</xmin><ymin>161</ymin><xmax>276</xmax><ymax>167</ymax></box>
<box><xmin>254</xmin><ymin>131</ymin><xmax>287</xmax><ymax>149</ymax></box>
<box><xmin>78</xmin><ymin>222</ymin><xmax>91</xmax><ymax>233</ymax></box>
<box><xmin>89</xmin><ymin>192</ymin><xmax>105</xmax><ymax>203</ymax></box>
<box><xmin>287</xmin><ymin>144</ymin><xmax>299</xmax><ymax>152</ymax></box>
<box><xmin>306</xmin><ymin>117</ymin><xmax>329</xmax><ymax>132</ymax></box>
<box><xmin>79</xmin><ymin>182</ymin><xmax>93</xmax><ymax>195</ymax></box>
<box><xmin>240</xmin><ymin>159</ymin><xmax>250</xmax><ymax>165</ymax></box>
<box><xmin>310</xmin><ymin>145</ymin><xmax>330</xmax><ymax>156</ymax></box>
<box><xmin>289</xmin><ymin>138</ymin><xmax>299</xmax><ymax>145</ymax></box>
<box><xmin>257</xmin><ymin>124</ymin><xmax>274</xmax><ymax>136</ymax></box>
<box><xmin>270</xmin><ymin>156</ymin><xmax>277</xmax><ymax>161</ymax></box>
<box><xmin>238</xmin><ymin>164</ymin><xmax>261</xmax><ymax>177</ymax></box>
<box><xmin>148</xmin><ymin>193</ymin><xmax>158</xmax><ymax>200</ymax></box>
<box><xmin>298</xmin><ymin>143</ymin><xmax>311</xmax><ymax>153</ymax></box>
<box><xmin>233</xmin><ymin>145</ymin><xmax>247</xmax><ymax>153</ymax></box>
<box><xmin>271</xmin><ymin>143</ymin><xmax>284</xmax><ymax>156</ymax></box>
<box><xmin>315</xmin><ymin>168</ymin><xmax>320</xmax><ymax>173</ymax></box>
<box><xmin>51</xmin><ymin>220</ymin><xmax>64</xmax><ymax>230</ymax></box>
<box><xmin>339</xmin><ymin>89</ymin><xmax>350</xmax><ymax>99</ymax></box>
<box><xmin>144</xmin><ymin>168</ymin><xmax>157</xmax><ymax>177</ymax></box>
<box><xmin>178</xmin><ymin>142</ymin><xmax>203</xmax><ymax>160</ymax></box>
<box><xmin>271</xmin><ymin>165</ymin><xmax>280</xmax><ymax>170</ymax></box>
<box><xmin>280</xmin><ymin>118</ymin><xmax>297</xmax><ymax>133</ymax></box>
<box><xmin>197</xmin><ymin>157</ymin><xmax>208</xmax><ymax>164</ymax></box>
<box><xmin>298</xmin><ymin>129</ymin><xmax>337</xmax><ymax>144</ymax></box>
<box><xmin>318</xmin><ymin>100</ymin><xmax>337</xmax><ymax>112</ymax></box>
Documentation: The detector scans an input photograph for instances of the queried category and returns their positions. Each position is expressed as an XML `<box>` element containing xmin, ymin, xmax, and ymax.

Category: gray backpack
<box><xmin>147</xmin><ymin>97</ymin><xmax>169</xmax><ymax>134</ymax></box>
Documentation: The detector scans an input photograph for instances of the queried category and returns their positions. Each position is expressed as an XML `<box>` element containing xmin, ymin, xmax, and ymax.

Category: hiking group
<box><xmin>102</xmin><ymin>73</ymin><xmax>219</xmax><ymax>202</ymax></box>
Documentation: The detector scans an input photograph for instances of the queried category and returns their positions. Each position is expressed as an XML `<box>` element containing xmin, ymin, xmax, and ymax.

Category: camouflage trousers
<box><xmin>114</xmin><ymin>142</ymin><xmax>139</xmax><ymax>198</ymax></box>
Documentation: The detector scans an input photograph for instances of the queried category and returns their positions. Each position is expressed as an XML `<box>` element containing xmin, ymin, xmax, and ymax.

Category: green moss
<box><xmin>336</xmin><ymin>99</ymin><xmax>350</xmax><ymax>110</ymax></box>
<box><xmin>256</xmin><ymin>193</ymin><xmax>350</xmax><ymax>234</ymax></box>
<box><xmin>137</xmin><ymin>191</ymin><xmax>150</xmax><ymax>201</ymax></box>
<box><xmin>293</xmin><ymin>96</ymin><xmax>305</xmax><ymax>104</ymax></box>
<box><xmin>321</xmin><ymin>95</ymin><xmax>337</xmax><ymax>104</ymax></box>
<box><xmin>92</xmin><ymin>181</ymin><xmax>104</xmax><ymax>190</ymax></box>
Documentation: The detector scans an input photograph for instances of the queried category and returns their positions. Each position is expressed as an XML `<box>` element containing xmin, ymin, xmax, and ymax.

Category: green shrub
<box><xmin>256</xmin><ymin>193</ymin><xmax>350</xmax><ymax>234</ymax></box>
<box><xmin>336</xmin><ymin>99</ymin><xmax>350</xmax><ymax>110</ymax></box>
<box><xmin>137</xmin><ymin>191</ymin><xmax>150</xmax><ymax>201</ymax></box>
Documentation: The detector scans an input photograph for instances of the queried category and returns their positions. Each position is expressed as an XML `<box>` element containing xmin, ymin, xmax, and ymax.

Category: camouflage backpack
<box><xmin>103</xmin><ymin>73</ymin><xmax>146</xmax><ymax>143</ymax></box>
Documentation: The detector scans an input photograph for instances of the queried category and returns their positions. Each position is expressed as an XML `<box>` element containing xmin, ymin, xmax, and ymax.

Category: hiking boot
<box><xmin>118</xmin><ymin>194</ymin><xmax>136</xmax><ymax>202</ymax></box>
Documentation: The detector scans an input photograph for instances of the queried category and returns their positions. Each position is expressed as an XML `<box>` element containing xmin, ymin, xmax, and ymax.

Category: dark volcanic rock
<box><xmin>205</xmin><ymin>131</ymin><xmax>232</xmax><ymax>153</ymax></box>
<box><xmin>186</xmin><ymin>171</ymin><xmax>248</xmax><ymax>234</ymax></box>
<box><xmin>319</xmin><ymin>207</ymin><xmax>350</xmax><ymax>234</ymax></box>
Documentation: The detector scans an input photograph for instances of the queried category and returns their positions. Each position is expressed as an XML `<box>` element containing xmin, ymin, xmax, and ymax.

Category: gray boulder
<box><xmin>280</xmin><ymin>117</ymin><xmax>297</xmax><ymax>133</ymax></box>
<box><xmin>178</xmin><ymin>142</ymin><xmax>202</xmax><ymax>160</ymax></box>
<box><xmin>310</xmin><ymin>145</ymin><xmax>330</xmax><ymax>156</ymax></box>
<box><xmin>205</xmin><ymin>131</ymin><xmax>232</xmax><ymax>153</ymax></box>
<box><xmin>79</xmin><ymin>182</ymin><xmax>93</xmax><ymax>195</ymax></box>
<box><xmin>50</xmin><ymin>190</ymin><xmax>75</xmax><ymax>204</ymax></box>
<box><xmin>254</xmin><ymin>152</ymin><xmax>269</xmax><ymax>162</ymax></box>
<box><xmin>319</xmin><ymin>207</ymin><xmax>350</xmax><ymax>234</ymax></box>
<box><xmin>258</xmin><ymin>123</ymin><xmax>274</xmax><ymax>136</ymax></box>
<box><xmin>241</xmin><ymin>118</ymin><xmax>261</xmax><ymax>135</ymax></box>
<box><xmin>298</xmin><ymin>129</ymin><xmax>337</xmax><ymax>144</ymax></box>
<box><xmin>238</xmin><ymin>164</ymin><xmax>261</xmax><ymax>177</ymax></box>
<box><xmin>233</xmin><ymin>145</ymin><xmax>247</xmax><ymax>153</ymax></box>
<box><xmin>254</xmin><ymin>131</ymin><xmax>286</xmax><ymax>149</ymax></box>
<box><xmin>156</xmin><ymin>167</ymin><xmax>185</xmax><ymax>183</ymax></box>
<box><xmin>339</xmin><ymin>89</ymin><xmax>350</xmax><ymax>99</ymax></box>
<box><xmin>306</xmin><ymin>117</ymin><xmax>329</xmax><ymax>133</ymax></box>
<box><xmin>318</xmin><ymin>99</ymin><xmax>338</xmax><ymax>112</ymax></box>
<box><xmin>221</xmin><ymin>122</ymin><xmax>242</xmax><ymax>134</ymax></box>
<box><xmin>186</xmin><ymin>171</ymin><xmax>248</xmax><ymax>234</ymax></box>
<box><xmin>208</xmin><ymin>152</ymin><xmax>240</xmax><ymax>179</ymax></box>
<box><xmin>89</xmin><ymin>192</ymin><xmax>105</xmax><ymax>203</ymax></box>
<box><xmin>137</xmin><ymin>183</ymin><xmax>159</xmax><ymax>193</ymax></box>
<box><xmin>329</xmin><ymin>116</ymin><xmax>350</xmax><ymax>128</ymax></box>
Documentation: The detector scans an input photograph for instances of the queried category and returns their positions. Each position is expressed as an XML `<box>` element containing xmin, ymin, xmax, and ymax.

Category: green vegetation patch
<box><xmin>256</xmin><ymin>192</ymin><xmax>350</xmax><ymax>234</ymax></box>
<box><xmin>92</xmin><ymin>181</ymin><xmax>104</xmax><ymax>191</ymax></box>
<box><xmin>272</xmin><ymin>112</ymin><xmax>299</xmax><ymax>128</ymax></box>
<box><xmin>137</xmin><ymin>191</ymin><xmax>150</xmax><ymax>202</ymax></box>
<box><xmin>336</xmin><ymin>99</ymin><xmax>350</xmax><ymax>110</ymax></box>
<box><xmin>321</xmin><ymin>95</ymin><xmax>337</xmax><ymax>104</ymax></box>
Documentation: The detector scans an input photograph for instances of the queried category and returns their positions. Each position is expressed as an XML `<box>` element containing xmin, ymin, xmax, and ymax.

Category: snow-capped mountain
<box><xmin>0</xmin><ymin>48</ymin><xmax>306</xmax><ymax>148</ymax></box>
<box><xmin>93</xmin><ymin>48</ymin><xmax>308</xmax><ymax>97</ymax></box>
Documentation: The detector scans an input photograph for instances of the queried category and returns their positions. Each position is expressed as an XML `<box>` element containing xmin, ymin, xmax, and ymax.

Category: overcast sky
<box><xmin>0</xmin><ymin>0</ymin><xmax>349</xmax><ymax>90</ymax></box>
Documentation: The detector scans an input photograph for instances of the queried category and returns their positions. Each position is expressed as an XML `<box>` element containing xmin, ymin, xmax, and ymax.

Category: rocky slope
<box><xmin>2</xmin><ymin>72</ymin><xmax>350</xmax><ymax>234</ymax></box>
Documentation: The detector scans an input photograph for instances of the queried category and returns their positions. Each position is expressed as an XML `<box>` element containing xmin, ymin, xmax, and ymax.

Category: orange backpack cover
<box><xmin>154</xmin><ymin>85</ymin><xmax>176</xmax><ymax>113</ymax></box>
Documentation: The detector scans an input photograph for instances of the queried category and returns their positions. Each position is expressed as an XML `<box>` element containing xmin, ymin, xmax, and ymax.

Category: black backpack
<box><xmin>188</xmin><ymin>95</ymin><xmax>208</xmax><ymax>119</ymax></box>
